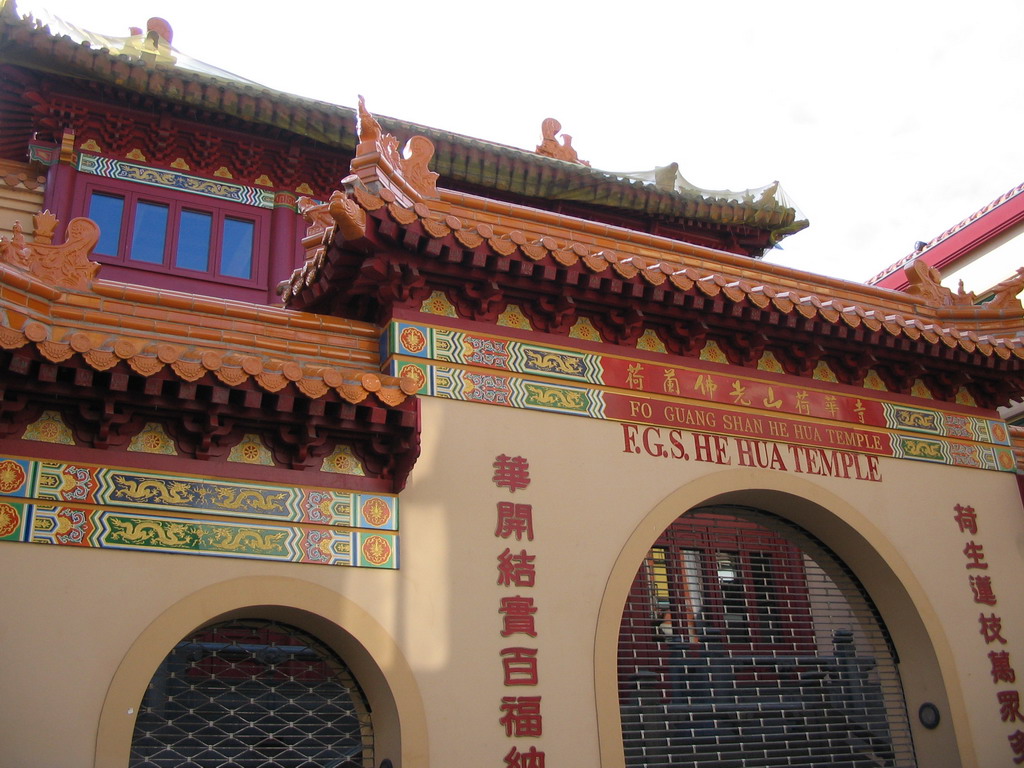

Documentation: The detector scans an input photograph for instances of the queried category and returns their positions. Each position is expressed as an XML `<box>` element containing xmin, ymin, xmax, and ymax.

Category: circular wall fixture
<box><xmin>919</xmin><ymin>702</ymin><xmax>941</xmax><ymax>730</ymax></box>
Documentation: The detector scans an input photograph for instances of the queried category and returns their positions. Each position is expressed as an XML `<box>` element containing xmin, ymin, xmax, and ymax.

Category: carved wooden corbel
<box><xmin>171</xmin><ymin>409</ymin><xmax>237</xmax><ymax>460</ymax></box>
<box><xmin>830</xmin><ymin>350</ymin><xmax>876</xmax><ymax>386</ymax></box>
<box><xmin>272</xmin><ymin>422</ymin><xmax>330</xmax><ymax>469</ymax></box>
<box><xmin>592</xmin><ymin>307</ymin><xmax>646</xmax><ymax>346</ymax></box>
<box><xmin>72</xmin><ymin>397</ymin><xmax>139</xmax><ymax>449</ymax></box>
<box><xmin>453</xmin><ymin>280</ymin><xmax>503</xmax><ymax>320</ymax></box>
<box><xmin>873</xmin><ymin>360</ymin><xmax>925</xmax><ymax>396</ymax></box>
<box><xmin>0</xmin><ymin>385</ymin><xmax>35</xmax><ymax>439</ymax></box>
<box><xmin>772</xmin><ymin>341</ymin><xmax>824</xmax><ymax>378</ymax></box>
<box><xmin>926</xmin><ymin>369</ymin><xmax>969</xmax><ymax>402</ymax></box>
<box><xmin>522</xmin><ymin>295</ymin><xmax>577</xmax><ymax>334</ymax></box>
<box><xmin>365</xmin><ymin>260</ymin><xmax>430</xmax><ymax>310</ymax></box>
<box><xmin>717</xmin><ymin>331</ymin><xmax>767</xmax><ymax>368</ymax></box>
<box><xmin>663</xmin><ymin>319</ymin><xmax>708</xmax><ymax>358</ymax></box>
<box><xmin>352</xmin><ymin>431</ymin><xmax>422</xmax><ymax>492</ymax></box>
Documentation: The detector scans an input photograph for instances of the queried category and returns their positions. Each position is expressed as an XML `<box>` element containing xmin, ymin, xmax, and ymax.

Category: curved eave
<box><xmin>284</xmin><ymin>186</ymin><xmax>1024</xmax><ymax>376</ymax></box>
<box><xmin>0</xmin><ymin>14</ymin><xmax>805</xmax><ymax>241</ymax></box>
<box><xmin>0</xmin><ymin>263</ymin><xmax>419</xmax><ymax>408</ymax></box>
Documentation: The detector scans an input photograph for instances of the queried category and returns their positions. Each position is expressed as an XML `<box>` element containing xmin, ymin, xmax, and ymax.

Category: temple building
<box><xmin>3</xmin><ymin>4</ymin><xmax>1024</xmax><ymax>767</ymax></box>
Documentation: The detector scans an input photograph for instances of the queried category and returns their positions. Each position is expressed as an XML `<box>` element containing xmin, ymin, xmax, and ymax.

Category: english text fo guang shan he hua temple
<box><xmin>2</xmin><ymin>5</ymin><xmax>1024</xmax><ymax>768</ymax></box>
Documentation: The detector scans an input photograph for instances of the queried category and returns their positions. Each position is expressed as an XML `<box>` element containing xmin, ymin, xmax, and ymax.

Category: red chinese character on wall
<box><xmin>497</xmin><ymin>549</ymin><xmax>536</xmax><ymax>587</ymax></box>
<box><xmin>991</xmin><ymin>651</ymin><xmax>1017</xmax><ymax>684</ymax></box>
<box><xmin>970</xmin><ymin>575</ymin><xmax>998</xmax><ymax>605</ymax></box>
<box><xmin>980</xmin><ymin>613</ymin><xmax>1008</xmax><ymax>645</ymax></box>
<box><xmin>493</xmin><ymin>455</ymin><xmax>531</xmax><ymax>493</ymax></box>
<box><xmin>496</xmin><ymin>502</ymin><xmax>534</xmax><ymax>541</ymax></box>
<box><xmin>499</xmin><ymin>596</ymin><xmax>538</xmax><ymax>637</ymax></box>
<box><xmin>501</xmin><ymin>647</ymin><xmax>539</xmax><ymax>686</ymax></box>
<box><xmin>499</xmin><ymin>696</ymin><xmax>543</xmax><ymax>737</ymax></box>
<box><xmin>953</xmin><ymin>504</ymin><xmax>978</xmax><ymax>535</ymax></box>
<box><xmin>504</xmin><ymin>746</ymin><xmax>546</xmax><ymax>767</ymax></box>
<box><xmin>963</xmin><ymin>541</ymin><xmax>988</xmax><ymax>570</ymax></box>
<box><xmin>1000</xmin><ymin>691</ymin><xmax>1024</xmax><ymax>722</ymax></box>
<box><xmin>1009</xmin><ymin>730</ymin><xmax>1024</xmax><ymax>764</ymax></box>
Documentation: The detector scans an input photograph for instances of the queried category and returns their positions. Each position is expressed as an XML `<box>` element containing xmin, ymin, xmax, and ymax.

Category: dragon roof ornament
<box><xmin>535</xmin><ymin>118</ymin><xmax>590</xmax><ymax>166</ymax></box>
<box><xmin>348</xmin><ymin>96</ymin><xmax>439</xmax><ymax>206</ymax></box>
<box><xmin>0</xmin><ymin>211</ymin><xmax>100</xmax><ymax>291</ymax></box>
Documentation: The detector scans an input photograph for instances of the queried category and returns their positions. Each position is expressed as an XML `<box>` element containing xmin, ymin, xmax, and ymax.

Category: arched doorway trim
<box><xmin>594</xmin><ymin>469</ymin><xmax>972</xmax><ymax>768</ymax></box>
<box><xmin>95</xmin><ymin>576</ymin><xmax>429</xmax><ymax>768</ymax></box>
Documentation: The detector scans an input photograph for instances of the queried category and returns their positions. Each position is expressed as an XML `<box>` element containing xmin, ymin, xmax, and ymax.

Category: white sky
<box><xmin>15</xmin><ymin>0</ymin><xmax>1024</xmax><ymax>285</ymax></box>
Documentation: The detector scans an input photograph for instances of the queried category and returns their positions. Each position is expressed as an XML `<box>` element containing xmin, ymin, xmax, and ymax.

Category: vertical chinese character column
<box><xmin>952</xmin><ymin>503</ymin><xmax>1024</xmax><ymax>764</ymax></box>
<box><xmin>493</xmin><ymin>454</ymin><xmax>546</xmax><ymax>768</ymax></box>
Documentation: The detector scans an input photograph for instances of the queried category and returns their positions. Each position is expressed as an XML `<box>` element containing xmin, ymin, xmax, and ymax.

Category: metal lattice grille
<box><xmin>619</xmin><ymin>507</ymin><xmax>917</xmax><ymax>768</ymax></box>
<box><xmin>130</xmin><ymin>619</ymin><xmax>373</xmax><ymax>768</ymax></box>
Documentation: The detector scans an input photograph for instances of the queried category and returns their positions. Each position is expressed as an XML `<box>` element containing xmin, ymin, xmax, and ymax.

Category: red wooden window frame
<box><xmin>76</xmin><ymin>177</ymin><xmax>268</xmax><ymax>289</ymax></box>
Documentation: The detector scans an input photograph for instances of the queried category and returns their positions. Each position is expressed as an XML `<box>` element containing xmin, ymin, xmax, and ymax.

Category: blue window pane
<box><xmin>129</xmin><ymin>202</ymin><xmax>169</xmax><ymax>264</ymax></box>
<box><xmin>88</xmin><ymin>192</ymin><xmax>124</xmax><ymax>256</ymax></box>
<box><xmin>220</xmin><ymin>218</ymin><xmax>254</xmax><ymax>279</ymax></box>
<box><xmin>175</xmin><ymin>210</ymin><xmax>212</xmax><ymax>272</ymax></box>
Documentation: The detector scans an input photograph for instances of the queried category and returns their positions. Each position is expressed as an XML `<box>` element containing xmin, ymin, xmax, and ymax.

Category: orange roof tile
<box><xmin>0</xmin><ymin>9</ymin><xmax>804</xmax><ymax>247</ymax></box>
<box><xmin>282</xmin><ymin>146</ymin><xmax>1024</xmax><ymax>363</ymax></box>
<box><xmin>0</xmin><ymin>214</ymin><xmax>417</xmax><ymax>407</ymax></box>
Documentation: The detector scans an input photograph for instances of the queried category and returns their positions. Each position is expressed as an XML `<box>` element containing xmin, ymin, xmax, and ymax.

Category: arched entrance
<box><xmin>618</xmin><ymin>505</ymin><xmax>917</xmax><ymax>767</ymax></box>
<box><xmin>94</xmin><ymin>577</ymin><xmax>428</xmax><ymax>768</ymax></box>
<box><xmin>129</xmin><ymin>619</ymin><xmax>373</xmax><ymax>767</ymax></box>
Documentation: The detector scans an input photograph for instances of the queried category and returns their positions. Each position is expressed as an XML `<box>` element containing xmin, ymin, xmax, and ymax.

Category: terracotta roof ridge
<box><xmin>88</xmin><ymin>280</ymin><xmax>378</xmax><ymax>338</ymax></box>
<box><xmin>281</xmin><ymin>183</ymin><xmax>1024</xmax><ymax>360</ymax></box>
<box><xmin>0</xmin><ymin>16</ymin><xmax>805</xmax><ymax>238</ymax></box>
<box><xmin>0</xmin><ymin>288</ymin><xmax>417</xmax><ymax>407</ymax></box>
<box><xmin>1</xmin><ymin>289</ymin><xmax>380</xmax><ymax>369</ymax></box>
<box><xmin>381</xmin><ymin>188</ymin><xmax>978</xmax><ymax>317</ymax></box>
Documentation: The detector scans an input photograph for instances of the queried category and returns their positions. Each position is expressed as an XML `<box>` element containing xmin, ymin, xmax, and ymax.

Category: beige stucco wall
<box><xmin>1</xmin><ymin>395</ymin><xmax>1022</xmax><ymax>767</ymax></box>
<box><xmin>0</xmin><ymin>159</ymin><xmax>46</xmax><ymax>241</ymax></box>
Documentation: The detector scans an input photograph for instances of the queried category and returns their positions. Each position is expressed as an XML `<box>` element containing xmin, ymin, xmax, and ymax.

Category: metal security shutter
<box><xmin>619</xmin><ymin>506</ymin><xmax>917</xmax><ymax>768</ymax></box>
<box><xmin>130</xmin><ymin>619</ymin><xmax>373</xmax><ymax>768</ymax></box>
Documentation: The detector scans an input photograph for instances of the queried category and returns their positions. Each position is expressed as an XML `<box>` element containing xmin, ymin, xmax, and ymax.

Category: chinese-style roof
<box><xmin>869</xmin><ymin>181</ymin><xmax>1024</xmax><ymax>290</ymax></box>
<box><xmin>281</xmin><ymin>111</ymin><xmax>1024</xmax><ymax>409</ymax></box>
<box><xmin>0</xmin><ymin>1</ymin><xmax>806</xmax><ymax>251</ymax></box>
<box><xmin>0</xmin><ymin>212</ymin><xmax>420</xmax><ymax>489</ymax></box>
<box><xmin>0</xmin><ymin>216</ymin><xmax>415</xmax><ymax>405</ymax></box>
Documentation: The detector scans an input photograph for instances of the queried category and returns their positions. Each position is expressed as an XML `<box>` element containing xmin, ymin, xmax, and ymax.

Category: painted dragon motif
<box><xmin>211</xmin><ymin>487</ymin><xmax>288</xmax><ymax>512</ymax></box>
<box><xmin>111</xmin><ymin>476</ymin><xmax>194</xmax><ymax>505</ymax></box>
<box><xmin>522</xmin><ymin>349</ymin><xmax>584</xmax><ymax>375</ymax></box>
<box><xmin>893</xmin><ymin>411</ymin><xmax>937</xmax><ymax>430</ymax></box>
<box><xmin>107</xmin><ymin>518</ymin><xmax>194</xmax><ymax>547</ymax></box>
<box><xmin>208</xmin><ymin>527</ymin><xmax>287</xmax><ymax>552</ymax></box>
<box><xmin>902</xmin><ymin>440</ymin><xmax>943</xmax><ymax>460</ymax></box>
<box><xmin>524</xmin><ymin>384</ymin><xmax>585</xmax><ymax>410</ymax></box>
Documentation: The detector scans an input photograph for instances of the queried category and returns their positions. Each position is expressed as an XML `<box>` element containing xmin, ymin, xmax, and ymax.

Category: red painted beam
<box><xmin>871</xmin><ymin>182</ymin><xmax>1024</xmax><ymax>290</ymax></box>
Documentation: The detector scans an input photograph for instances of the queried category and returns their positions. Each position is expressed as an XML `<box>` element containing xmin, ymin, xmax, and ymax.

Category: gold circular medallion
<box><xmin>0</xmin><ymin>503</ymin><xmax>20</xmax><ymax>537</ymax></box>
<box><xmin>0</xmin><ymin>460</ymin><xmax>26</xmax><ymax>494</ymax></box>
<box><xmin>361</xmin><ymin>535</ymin><xmax>392</xmax><ymax>565</ymax></box>
<box><xmin>361</xmin><ymin>497</ymin><xmax>391</xmax><ymax>527</ymax></box>
<box><xmin>400</xmin><ymin>327</ymin><xmax>427</xmax><ymax>354</ymax></box>
<box><xmin>398</xmin><ymin>363</ymin><xmax>427</xmax><ymax>391</ymax></box>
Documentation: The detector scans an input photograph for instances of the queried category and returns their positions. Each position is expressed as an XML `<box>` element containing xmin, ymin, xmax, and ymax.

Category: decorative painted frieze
<box><xmin>0</xmin><ymin>456</ymin><xmax>398</xmax><ymax>568</ymax></box>
<box><xmin>76</xmin><ymin>153</ymin><xmax>276</xmax><ymax>208</ymax></box>
<box><xmin>384</xmin><ymin>320</ymin><xmax>1014</xmax><ymax>473</ymax></box>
